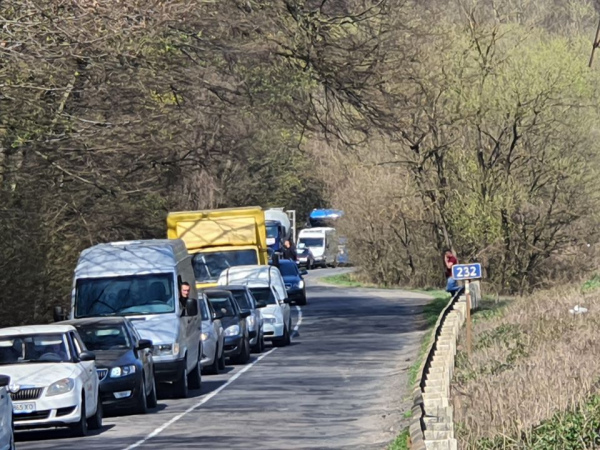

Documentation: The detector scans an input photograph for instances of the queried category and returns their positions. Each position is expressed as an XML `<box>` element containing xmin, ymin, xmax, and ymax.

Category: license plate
<box><xmin>13</xmin><ymin>402</ymin><xmax>36</xmax><ymax>414</ymax></box>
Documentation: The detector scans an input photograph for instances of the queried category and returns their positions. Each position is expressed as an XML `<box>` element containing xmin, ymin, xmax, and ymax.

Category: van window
<box><xmin>75</xmin><ymin>273</ymin><xmax>175</xmax><ymax>317</ymax></box>
<box><xmin>192</xmin><ymin>250</ymin><xmax>258</xmax><ymax>283</ymax></box>
<box><xmin>266</xmin><ymin>224</ymin><xmax>279</xmax><ymax>239</ymax></box>
<box><xmin>299</xmin><ymin>237</ymin><xmax>324</xmax><ymax>248</ymax></box>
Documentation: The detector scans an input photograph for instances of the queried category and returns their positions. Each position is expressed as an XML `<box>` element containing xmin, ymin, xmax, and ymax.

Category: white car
<box><xmin>0</xmin><ymin>324</ymin><xmax>102</xmax><ymax>437</ymax></box>
<box><xmin>218</xmin><ymin>265</ymin><xmax>292</xmax><ymax>347</ymax></box>
<box><xmin>0</xmin><ymin>374</ymin><xmax>14</xmax><ymax>450</ymax></box>
<box><xmin>199</xmin><ymin>295</ymin><xmax>225</xmax><ymax>374</ymax></box>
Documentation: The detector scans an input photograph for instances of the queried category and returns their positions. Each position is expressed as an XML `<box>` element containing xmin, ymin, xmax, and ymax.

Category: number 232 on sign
<box><xmin>452</xmin><ymin>263</ymin><xmax>482</xmax><ymax>280</ymax></box>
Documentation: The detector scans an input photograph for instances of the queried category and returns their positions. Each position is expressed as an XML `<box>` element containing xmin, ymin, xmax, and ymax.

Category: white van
<box><xmin>218</xmin><ymin>266</ymin><xmax>292</xmax><ymax>346</ymax></box>
<box><xmin>297</xmin><ymin>227</ymin><xmax>338</xmax><ymax>268</ymax></box>
<box><xmin>67</xmin><ymin>239</ymin><xmax>202</xmax><ymax>398</ymax></box>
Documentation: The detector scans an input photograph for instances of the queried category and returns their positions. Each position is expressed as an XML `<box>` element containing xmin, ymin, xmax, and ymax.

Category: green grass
<box><xmin>320</xmin><ymin>272</ymin><xmax>365</xmax><ymax>287</ymax></box>
<box><xmin>582</xmin><ymin>274</ymin><xmax>600</xmax><ymax>292</ymax></box>
<box><xmin>388</xmin><ymin>428</ymin><xmax>410</xmax><ymax>450</ymax></box>
<box><xmin>419</xmin><ymin>289</ymin><xmax>451</xmax><ymax>327</ymax></box>
<box><xmin>407</xmin><ymin>329</ymin><xmax>433</xmax><ymax>389</ymax></box>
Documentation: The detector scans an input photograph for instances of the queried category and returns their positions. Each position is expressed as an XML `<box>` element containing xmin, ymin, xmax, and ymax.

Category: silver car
<box><xmin>199</xmin><ymin>295</ymin><xmax>225</xmax><ymax>375</ymax></box>
<box><xmin>0</xmin><ymin>374</ymin><xmax>13</xmax><ymax>450</ymax></box>
<box><xmin>222</xmin><ymin>285</ymin><xmax>265</xmax><ymax>353</ymax></box>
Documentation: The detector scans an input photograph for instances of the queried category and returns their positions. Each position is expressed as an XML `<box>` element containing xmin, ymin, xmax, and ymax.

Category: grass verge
<box><xmin>319</xmin><ymin>272</ymin><xmax>366</xmax><ymax>287</ymax></box>
<box><xmin>387</xmin><ymin>428</ymin><xmax>410</xmax><ymax>450</ymax></box>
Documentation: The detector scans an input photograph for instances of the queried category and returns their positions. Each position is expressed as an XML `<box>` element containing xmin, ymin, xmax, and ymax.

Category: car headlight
<box><xmin>110</xmin><ymin>365</ymin><xmax>137</xmax><ymax>378</ymax></box>
<box><xmin>153</xmin><ymin>343</ymin><xmax>180</xmax><ymax>356</ymax></box>
<box><xmin>224</xmin><ymin>325</ymin><xmax>240</xmax><ymax>336</ymax></box>
<box><xmin>201</xmin><ymin>332</ymin><xmax>209</xmax><ymax>341</ymax></box>
<box><xmin>47</xmin><ymin>378</ymin><xmax>75</xmax><ymax>397</ymax></box>
<box><xmin>246</xmin><ymin>315</ymin><xmax>256</xmax><ymax>328</ymax></box>
<box><xmin>263</xmin><ymin>316</ymin><xmax>278</xmax><ymax>324</ymax></box>
<box><xmin>298</xmin><ymin>280</ymin><xmax>304</xmax><ymax>289</ymax></box>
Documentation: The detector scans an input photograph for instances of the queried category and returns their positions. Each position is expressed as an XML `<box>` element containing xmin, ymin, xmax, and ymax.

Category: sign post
<box><xmin>452</xmin><ymin>263</ymin><xmax>482</xmax><ymax>357</ymax></box>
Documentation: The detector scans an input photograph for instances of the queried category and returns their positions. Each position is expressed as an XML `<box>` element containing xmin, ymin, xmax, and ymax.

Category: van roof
<box><xmin>75</xmin><ymin>239</ymin><xmax>189</xmax><ymax>279</ymax></box>
<box><xmin>0</xmin><ymin>324</ymin><xmax>76</xmax><ymax>337</ymax></box>
<box><xmin>299</xmin><ymin>227</ymin><xmax>335</xmax><ymax>234</ymax></box>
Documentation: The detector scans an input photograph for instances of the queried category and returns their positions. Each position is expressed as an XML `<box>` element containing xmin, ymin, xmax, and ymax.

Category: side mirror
<box><xmin>53</xmin><ymin>306</ymin><xmax>66</xmax><ymax>322</ymax></box>
<box><xmin>79</xmin><ymin>351</ymin><xmax>96</xmax><ymax>362</ymax></box>
<box><xmin>0</xmin><ymin>375</ymin><xmax>9</xmax><ymax>388</ymax></box>
<box><xmin>185</xmin><ymin>298</ymin><xmax>198</xmax><ymax>316</ymax></box>
<box><xmin>283</xmin><ymin>298</ymin><xmax>291</xmax><ymax>304</ymax></box>
<box><xmin>240</xmin><ymin>311</ymin><xmax>251</xmax><ymax>319</ymax></box>
<box><xmin>300</xmin><ymin>270</ymin><xmax>308</xmax><ymax>276</ymax></box>
<box><xmin>256</xmin><ymin>302</ymin><xmax>267</xmax><ymax>308</ymax></box>
<box><xmin>136</xmin><ymin>339</ymin><xmax>153</xmax><ymax>350</ymax></box>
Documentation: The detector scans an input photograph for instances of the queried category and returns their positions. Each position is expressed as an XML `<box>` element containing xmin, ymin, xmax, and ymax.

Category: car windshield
<box><xmin>207</xmin><ymin>296</ymin><xmax>236</xmax><ymax>317</ymax></box>
<box><xmin>266</xmin><ymin>224</ymin><xmax>278</xmax><ymax>239</ymax></box>
<box><xmin>0</xmin><ymin>333</ymin><xmax>70</xmax><ymax>364</ymax></box>
<box><xmin>249</xmin><ymin>287</ymin><xmax>277</xmax><ymax>305</ymax></box>
<box><xmin>299</xmin><ymin>237</ymin><xmax>323</xmax><ymax>248</ymax></box>
<box><xmin>75</xmin><ymin>273</ymin><xmax>175</xmax><ymax>317</ymax></box>
<box><xmin>230</xmin><ymin>291</ymin><xmax>251</xmax><ymax>311</ymax></box>
<box><xmin>75</xmin><ymin>325</ymin><xmax>131</xmax><ymax>351</ymax></box>
<box><xmin>278</xmin><ymin>263</ymin><xmax>298</xmax><ymax>277</ymax></box>
<box><xmin>199</xmin><ymin>300</ymin><xmax>209</xmax><ymax>321</ymax></box>
<box><xmin>192</xmin><ymin>250</ymin><xmax>258</xmax><ymax>283</ymax></box>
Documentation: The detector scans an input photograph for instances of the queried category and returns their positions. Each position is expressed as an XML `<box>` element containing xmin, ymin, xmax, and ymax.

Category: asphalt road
<box><xmin>16</xmin><ymin>268</ymin><xmax>433</xmax><ymax>450</ymax></box>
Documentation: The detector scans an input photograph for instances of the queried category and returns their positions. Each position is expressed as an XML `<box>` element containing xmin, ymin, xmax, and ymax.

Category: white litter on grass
<box><xmin>569</xmin><ymin>305</ymin><xmax>588</xmax><ymax>315</ymax></box>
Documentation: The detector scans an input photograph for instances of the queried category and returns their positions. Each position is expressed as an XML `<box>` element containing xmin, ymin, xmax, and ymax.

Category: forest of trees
<box><xmin>2</xmin><ymin>0</ymin><xmax>600</xmax><ymax>325</ymax></box>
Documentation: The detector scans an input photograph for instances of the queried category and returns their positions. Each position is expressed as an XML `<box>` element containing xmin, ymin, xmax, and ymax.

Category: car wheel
<box><xmin>88</xmin><ymin>394</ymin><xmax>103</xmax><ymax>429</ymax></box>
<box><xmin>133</xmin><ymin>378</ymin><xmax>149</xmax><ymax>415</ymax></box>
<box><xmin>217</xmin><ymin>345</ymin><xmax>226</xmax><ymax>370</ymax></box>
<box><xmin>71</xmin><ymin>394</ymin><xmax>88</xmax><ymax>437</ymax></box>
<box><xmin>233</xmin><ymin>336</ymin><xmax>250</xmax><ymax>364</ymax></box>
<box><xmin>173</xmin><ymin>362</ymin><xmax>189</xmax><ymax>399</ymax></box>
<box><xmin>147</xmin><ymin>375</ymin><xmax>158</xmax><ymax>409</ymax></box>
<box><xmin>251</xmin><ymin>330</ymin><xmax>264</xmax><ymax>354</ymax></box>
<box><xmin>206</xmin><ymin>345</ymin><xmax>220</xmax><ymax>375</ymax></box>
<box><xmin>274</xmin><ymin>326</ymin><xmax>288</xmax><ymax>347</ymax></box>
<box><xmin>188</xmin><ymin>352</ymin><xmax>202</xmax><ymax>390</ymax></box>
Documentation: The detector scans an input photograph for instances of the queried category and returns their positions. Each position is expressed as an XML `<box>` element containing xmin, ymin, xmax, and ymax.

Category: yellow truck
<box><xmin>166</xmin><ymin>207</ymin><xmax>268</xmax><ymax>289</ymax></box>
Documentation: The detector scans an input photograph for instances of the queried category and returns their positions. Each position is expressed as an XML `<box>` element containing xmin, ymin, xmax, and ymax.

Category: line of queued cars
<box><xmin>0</xmin><ymin>238</ymin><xmax>309</xmax><ymax>448</ymax></box>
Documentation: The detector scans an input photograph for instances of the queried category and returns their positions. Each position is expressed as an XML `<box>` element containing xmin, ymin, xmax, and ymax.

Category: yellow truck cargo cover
<box><xmin>166</xmin><ymin>206</ymin><xmax>267</xmax><ymax>253</ymax></box>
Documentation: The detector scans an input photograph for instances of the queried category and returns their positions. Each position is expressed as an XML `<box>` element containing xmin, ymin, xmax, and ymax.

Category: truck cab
<box><xmin>167</xmin><ymin>207</ymin><xmax>269</xmax><ymax>289</ymax></box>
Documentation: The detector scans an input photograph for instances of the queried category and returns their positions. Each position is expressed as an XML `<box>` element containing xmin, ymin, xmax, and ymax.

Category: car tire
<box><xmin>147</xmin><ymin>375</ymin><xmax>158</xmax><ymax>409</ymax></box>
<box><xmin>88</xmin><ymin>394</ymin><xmax>103</xmax><ymax>429</ymax></box>
<box><xmin>233</xmin><ymin>336</ymin><xmax>250</xmax><ymax>364</ymax></box>
<box><xmin>173</xmin><ymin>362</ymin><xmax>189</xmax><ymax>399</ymax></box>
<box><xmin>251</xmin><ymin>330</ymin><xmax>264</xmax><ymax>354</ymax></box>
<box><xmin>188</xmin><ymin>352</ymin><xmax>202</xmax><ymax>390</ymax></box>
<box><xmin>296</xmin><ymin>294</ymin><xmax>307</xmax><ymax>306</ymax></box>
<box><xmin>217</xmin><ymin>346</ymin><xmax>226</xmax><ymax>370</ymax></box>
<box><xmin>133</xmin><ymin>378</ymin><xmax>149</xmax><ymax>415</ymax></box>
<box><xmin>274</xmin><ymin>326</ymin><xmax>289</xmax><ymax>347</ymax></box>
<box><xmin>71</xmin><ymin>394</ymin><xmax>88</xmax><ymax>437</ymax></box>
<box><xmin>206</xmin><ymin>345</ymin><xmax>220</xmax><ymax>375</ymax></box>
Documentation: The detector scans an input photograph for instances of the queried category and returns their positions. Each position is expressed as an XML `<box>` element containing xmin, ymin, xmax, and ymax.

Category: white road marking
<box><xmin>293</xmin><ymin>305</ymin><xmax>303</xmax><ymax>335</ymax></box>
<box><xmin>123</xmin><ymin>348</ymin><xmax>277</xmax><ymax>450</ymax></box>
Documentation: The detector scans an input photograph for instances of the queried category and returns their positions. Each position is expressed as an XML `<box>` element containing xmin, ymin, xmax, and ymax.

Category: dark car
<box><xmin>221</xmin><ymin>285</ymin><xmax>265</xmax><ymax>354</ymax></box>
<box><xmin>62</xmin><ymin>317</ymin><xmax>157</xmax><ymax>414</ymax></box>
<box><xmin>204</xmin><ymin>290</ymin><xmax>251</xmax><ymax>365</ymax></box>
<box><xmin>295</xmin><ymin>243</ymin><xmax>315</xmax><ymax>270</ymax></box>
<box><xmin>276</xmin><ymin>259</ymin><xmax>308</xmax><ymax>305</ymax></box>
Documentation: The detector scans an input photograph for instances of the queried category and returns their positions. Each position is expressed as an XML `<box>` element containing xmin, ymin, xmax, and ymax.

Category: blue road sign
<box><xmin>452</xmin><ymin>263</ymin><xmax>482</xmax><ymax>280</ymax></box>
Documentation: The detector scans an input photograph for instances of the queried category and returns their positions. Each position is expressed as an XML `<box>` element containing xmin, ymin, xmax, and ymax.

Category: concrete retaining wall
<box><xmin>409</xmin><ymin>284</ymin><xmax>479</xmax><ymax>450</ymax></box>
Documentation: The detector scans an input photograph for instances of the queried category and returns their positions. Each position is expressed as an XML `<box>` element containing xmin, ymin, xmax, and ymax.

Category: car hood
<box><xmin>261</xmin><ymin>305</ymin><xmax>283</xmax><ymax>318</ymax></box>
<box><xmin>0</xmin><ymin>363</ymin><xmax>78</xmax><ymax>387</ymax></box>
<box><xmin>282</xmin><ymin>275</ymin><xmax>301</xmax><ymax>285</ymax></box>
<box><xmin>220</xmin><ymin>316</ymin><xmax>240</xmax><ymax>329</ymax></box>
<box><xmin>128</xmin><ymin>315</ymin><xmax>178</xmax><ymax>346</ymax></box>
<box><xmin>310</xmin><ymin>247</ymin><xmax>324</xmax><ymax>257</ymax></box>
<box><xmin>92</xmin><ymin>349</ymin><xmax>133</xmax><ymax>368</ymax></box>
